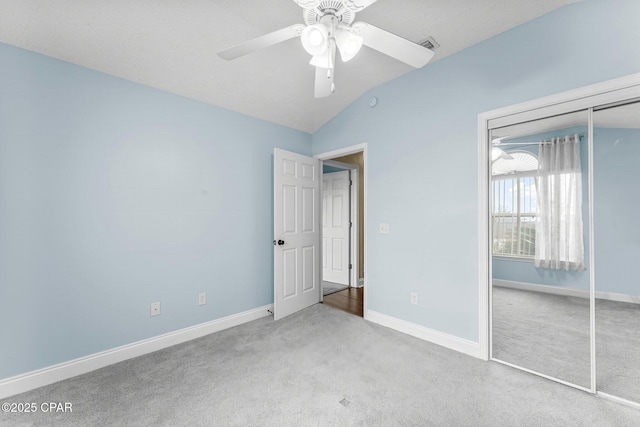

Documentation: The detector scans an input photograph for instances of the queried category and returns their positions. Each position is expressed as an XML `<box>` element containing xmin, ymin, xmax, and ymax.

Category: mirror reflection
<box><xmin>491</xmin><ymin>110</ymin><xmax>591</xmax><ymax>389</ymax></box>
<box><xmin>594</xmin><ymin>101</ymin><xmax>640</xmax><ymax>404</ymax></box>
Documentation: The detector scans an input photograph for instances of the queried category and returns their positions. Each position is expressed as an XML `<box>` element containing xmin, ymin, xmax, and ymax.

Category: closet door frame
<box><xmin>477</xmin><ymin>73</ymin><xmax>640</xmax><ymax>396</ymax></box>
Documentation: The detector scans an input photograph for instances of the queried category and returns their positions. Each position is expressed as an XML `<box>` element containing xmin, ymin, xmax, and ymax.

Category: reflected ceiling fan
<box><xmin>491</xmin><ymin>137</ymin><xmax>513</xmax><ymax>162</ymax></box>
<box><xmin>217</xmin><ymin>0</ymin><xmax>435</xmax><ymax>98</ymax></box>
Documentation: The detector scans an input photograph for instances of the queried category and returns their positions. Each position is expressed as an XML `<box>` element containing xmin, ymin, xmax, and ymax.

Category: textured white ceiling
<box><xmin>0</xmin><ymin>0</ymin><xmax>581</xmax><ymax>133</ymax></box>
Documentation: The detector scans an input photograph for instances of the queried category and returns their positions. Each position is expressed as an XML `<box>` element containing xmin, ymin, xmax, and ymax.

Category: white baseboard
<box><xmin>0</xmin><ymin>305</ymin><xmax>273</xmax><ymax>399</ymax></box>
<box><xmin>493</xmin><ymin>279</ymin><xmax>640</xmax><ymax>304</ymax></box>
<box><xmin>365</xmin><ymin>310</ymin><xmax>481</xmax><ymax>359</ymax></box>
<box><xmin>493</xmin><ymin>279</ymin><xmax>588</xmax><ymax>298</ymax></box>
<box><xmin>597</xmin><ymin>391</ymin><xmax>640</xmax><ymax>411</ymax></box>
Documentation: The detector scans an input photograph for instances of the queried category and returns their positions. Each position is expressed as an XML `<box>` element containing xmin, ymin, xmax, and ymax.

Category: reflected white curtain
<box><xmin>535</xmin><ymin>134</ymin><xmax>585</xmax><ymax>271</ymax></box>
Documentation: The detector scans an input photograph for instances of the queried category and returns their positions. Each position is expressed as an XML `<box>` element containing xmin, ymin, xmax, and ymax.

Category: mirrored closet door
<box><xmin>490</xmin><ymin>110</ymin><xmax>592</xmax><ymax>390</ymax></box>
<box><xmin>485</xmin><ymin>74</ymin><xmax>640</xmax><ymax>407</ymax></box>
<box><xmin>593</xmin><ymin>101</ymin><xmax>640</xmax><ymax>404</ymax></box>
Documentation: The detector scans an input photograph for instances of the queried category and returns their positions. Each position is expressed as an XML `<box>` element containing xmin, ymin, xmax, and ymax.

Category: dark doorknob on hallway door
<box><xmin>273</xmin><ymin>240</ymin><xmax>285</xmax><ymax>246</ymax></box>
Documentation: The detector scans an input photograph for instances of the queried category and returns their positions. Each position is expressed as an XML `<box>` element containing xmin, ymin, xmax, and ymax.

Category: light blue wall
<box><xmin>492</xmin><ymin>126</ymin><xmax>591</xmax><ymax>291</ymax></box>
<box><xmin>0</xmin><ymin>43</ymin><xmax>311</xmax><ymax>379</ymax></box>
<box><xmin>593</xmin><ymin>127</ymin><xmax>640</xmax><ymax>296</ymax></box>
<box><xmin>311</xmin><ymin>0</ymin><xmax>640</xmax><ymax>341</ymax></box>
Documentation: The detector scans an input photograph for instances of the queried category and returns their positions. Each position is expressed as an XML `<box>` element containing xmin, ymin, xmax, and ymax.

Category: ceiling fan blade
<box><xmin>343</xmin><ymin>0</ymin><xmax>379</xmax><ymax>12</ymax></box>
<box><xmin>291</xmin><ymin>0</ymin><xmax>321</xmax><ymax>9</ymax></box>
<box><xmin>218</xmin><ymin>24</ymin><xmax>305</xmax><ymax>60</ymax></box>
<box><xmin>492</xmin><ymin>147</ymin><xmax>514</xmax><ymax>162</ymax></box>
<box><xmin>351</xmin><ymin>22</ymin><xmax>434</xmax><ymax>68</ymax></box>
<box><xmin>314</xmin><ymin>67</ymin><xmax>335</xmax><ymax>98</ymax></box>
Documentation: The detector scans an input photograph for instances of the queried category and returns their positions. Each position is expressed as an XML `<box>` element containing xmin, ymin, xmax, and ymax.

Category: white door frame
<box><xmin>478</xmin><ymin>73</ymin><xmax>640</xmax><ymax>396</ymax></box>
<box><xmin>315</xmin><ymin>143</ymin><xmax>367</xmax><ymax>317</ymax></box>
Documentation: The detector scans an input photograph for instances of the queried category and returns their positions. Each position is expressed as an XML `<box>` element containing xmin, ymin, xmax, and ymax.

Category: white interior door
<box><xmin>322</xmin><ymin>171</ymin><xmax>350</xmax><ymax>285</ymax></box>
<box><xmin>273</xmin><ymin>148</ymin><xmax>320</xmax><ymax>320</ymax></box>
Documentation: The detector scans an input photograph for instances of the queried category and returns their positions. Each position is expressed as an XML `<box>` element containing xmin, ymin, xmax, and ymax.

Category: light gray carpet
<box><xmin>492</xmin><ymin>287</ymin><xmax>591</xmax><ymax>388</ymax></box>
<box><xmin>2</xmin><ymin>304</ymin><xmax>639</xmax><ymax>426</ymax></box>
<box><xmin>492</xmin><ymin>287</ymin><xmax>640</xmax><ymax>403</ymax></box>
<box><xmin>322</xmin><ymin>280</ymin><xmax>349</xmax><ymax>296</ymax></box>
<box><xmin>595</xmin><ymin>299</ymin><xmax>640</xmax><ymax>402</ymax></box>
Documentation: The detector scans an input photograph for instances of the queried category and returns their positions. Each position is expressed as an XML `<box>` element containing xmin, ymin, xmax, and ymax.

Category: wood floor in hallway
<box><xmin>322</xmin><ymin>287</ymin><xmax>363</xmax><ymax>317</ymax></box>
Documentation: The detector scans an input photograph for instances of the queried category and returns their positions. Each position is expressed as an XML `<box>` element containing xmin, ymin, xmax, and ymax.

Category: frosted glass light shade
<box><xmin>301</xmin><ymin>24</ymin><xmax>329</xmax><ymax>56</ymax></box>
<box><xmin>310</xmin><ymin>39</ymin><xmax>335</xmax><ymax>69</ymax></box>
<box><xmin>310</xmin><ymin>53</ymin><xmax>332</xmax><ymax>68</ymax></box>
<box><xmin>335</xmin><ymin>29</ymin><xmax>363</xmax><ymax>62</ymax></box>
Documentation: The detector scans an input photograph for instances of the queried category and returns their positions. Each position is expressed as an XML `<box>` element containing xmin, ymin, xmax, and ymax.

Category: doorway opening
<box><xmin>321</xmin><ymin>166</ymin><xmax>352</xmax><ymax>297</ymax></box>
<box><xmin>316</xmin><ymin>144</ymin><xmax>367</xmax><ymax>318</ymax></box>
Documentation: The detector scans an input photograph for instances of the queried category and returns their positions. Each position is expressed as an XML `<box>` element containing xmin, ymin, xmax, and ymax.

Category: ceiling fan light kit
<box><xmin>218</xmin><ymin>0</ymin><xmax>435</xmax><ymax>98</ymax></box>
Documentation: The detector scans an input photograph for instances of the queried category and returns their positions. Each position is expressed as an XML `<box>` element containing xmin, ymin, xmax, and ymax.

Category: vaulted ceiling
<box><xmin>0</xmin><ymin>0</ymin><xmax>580</xmax><ymax>133</ymax></box>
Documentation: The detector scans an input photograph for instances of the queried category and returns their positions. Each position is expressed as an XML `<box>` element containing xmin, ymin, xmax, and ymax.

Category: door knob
<box><xmin>277</xmin><ymin>240</ymin><xmax>285</xmax><ymax>246</ymax></box>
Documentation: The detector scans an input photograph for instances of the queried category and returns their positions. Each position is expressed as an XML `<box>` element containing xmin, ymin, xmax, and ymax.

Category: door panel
<box><xmin>332</xmin><ymin>240</ymin><xmax>343</xmax><ymax>270</ymax></box>
<box><xmin>333</xmin><ymin>195</ymin><xmax>343</xmax><ymax>226</ymax></box>
<box><xmin>594</xmin><ymin>101</ymin><xmax>640</xmax><ymax>404</ymax></box>
<box><xmin>302</xmin><ymin>187</ymin><xmax>315</xmax><ymax>232</ymax></box>
<box><xmin>490</xmin><ymin>110</ymin><xmax>592</xmax><ymax>390</ymax></box>
<box><xmin>302</xmin><ymin>246</ymin><xmax>315</xmax><ymax>292</ymax></box>
<box><xmin>283</xmin><ymin>249</ymin><xmax>297</xmax><ymax>299</ymax></box>
<box><xmin>283</xmin><ymin>185</ymin><xmax>296</xmax><ymax>233</ymax></box>
<box><xmin>322</xmin><ymin>171</ymin><xmax>350</xmax><ymax>285</ymax></box>
<box><xmin>274</xmin><ymin>149</ymin><xmax>320</xmax><ymax>320</ymax></box>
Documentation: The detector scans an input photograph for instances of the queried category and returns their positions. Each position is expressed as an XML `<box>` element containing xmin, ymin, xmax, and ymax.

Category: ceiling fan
<box><xmin>217</xmin><ymin>0</ymin><xmax>435</xmax><ymax>98</ymax></box>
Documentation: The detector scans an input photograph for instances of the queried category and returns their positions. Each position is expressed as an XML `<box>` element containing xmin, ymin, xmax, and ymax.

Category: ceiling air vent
<box><xmin>419</xmin><ymin>36</ymin><xmax>440</xmax><ymax>50</ymax></box>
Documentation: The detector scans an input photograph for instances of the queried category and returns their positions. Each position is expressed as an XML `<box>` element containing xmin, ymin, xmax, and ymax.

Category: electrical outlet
<box><xmin>411</xmin><ymin>293</ymin><xmax>418</xmax><ymax>305</ymax></box>
<box><xmin>379</xmin><ymin>223</ymin><xmax>390</xmax><ymax>234</ymax></box>
<box><xmin>150</xmin><ymin>302</ymin><xmax>161</xmax><ymax>317</ymax></box>
<box><xmin>198</xmin><ymin>292</ymin><xmax>207</xmax><ymax>306</ymax></box>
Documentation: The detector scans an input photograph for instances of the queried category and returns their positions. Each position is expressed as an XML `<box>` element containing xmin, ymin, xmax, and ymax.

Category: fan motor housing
<box><xmin>303</xmin><ymin>1</ymin><xmax>356</xmax><ymax>26</ymax></box>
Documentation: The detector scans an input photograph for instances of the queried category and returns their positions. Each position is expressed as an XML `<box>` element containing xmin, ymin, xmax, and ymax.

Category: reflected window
<box><xmin>492</xmin><ymin>151</ymin><xmax>538</xmax><ymax>258</ymax></box>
